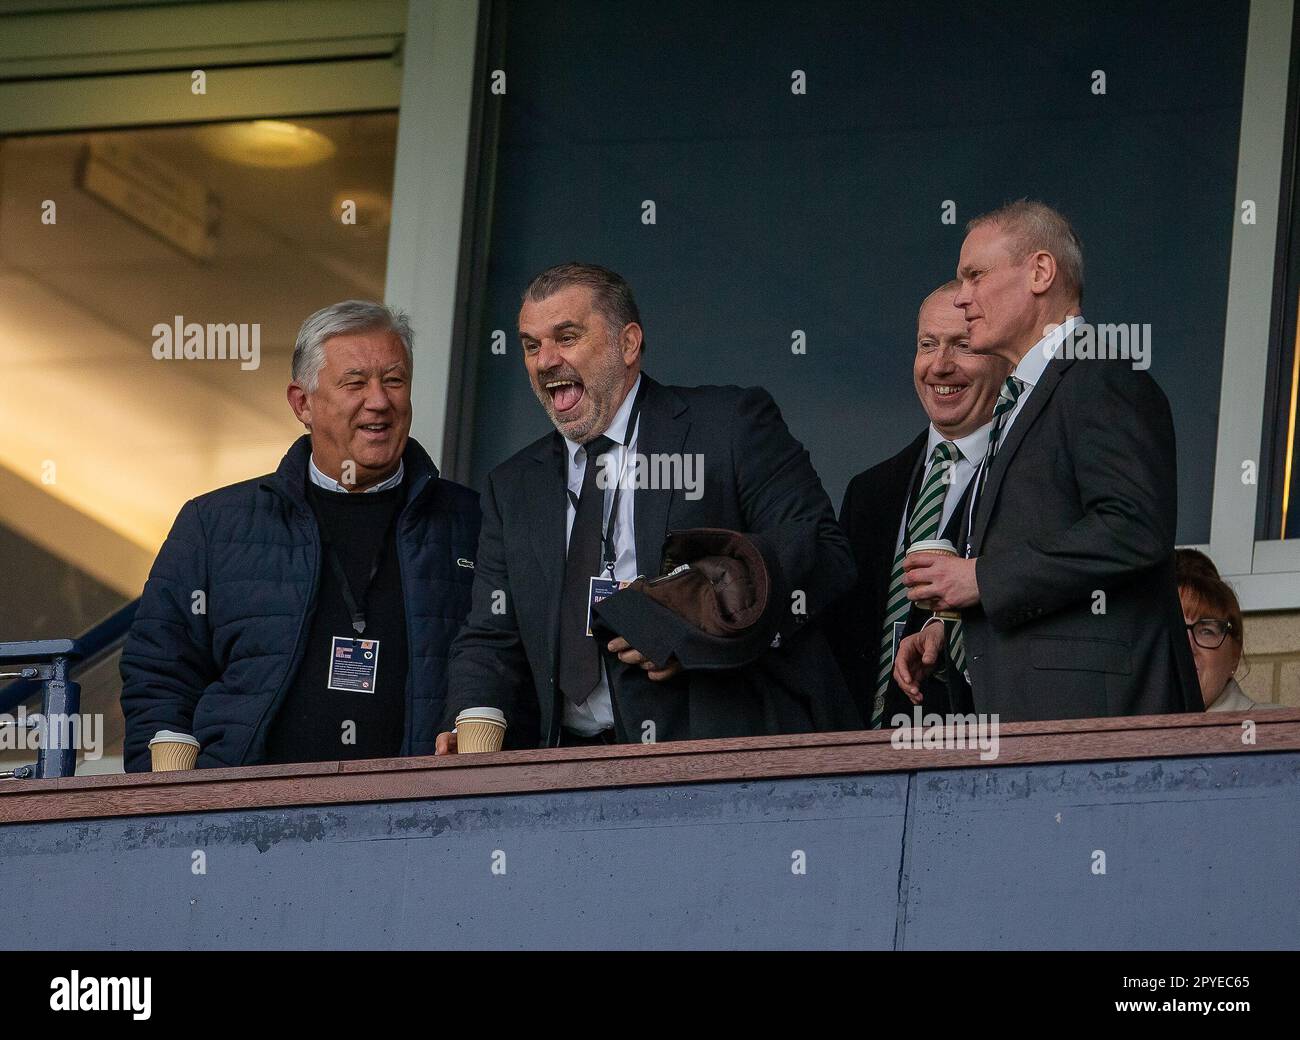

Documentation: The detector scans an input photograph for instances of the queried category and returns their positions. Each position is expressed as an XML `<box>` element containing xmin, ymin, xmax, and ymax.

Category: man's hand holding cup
<box><xmin>436</xmin><ymin>707</ymin><xmax>508</xmax><ymax>755</ymax></box>
<box><xmin>902</xmin><ymin>539</ymin><xmax>979</xmax><ymax>614</ymax></box>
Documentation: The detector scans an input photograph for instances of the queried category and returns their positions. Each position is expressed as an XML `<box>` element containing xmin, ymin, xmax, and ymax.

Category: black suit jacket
<box><xmin>444</xmin><ymin>374</ymin><xmax>862</xmax><ymax>746</ymax></box>
<box><xmin>962</xmin><ymin>348</ymin><xmax>1203</xmax><ymax>720</ymax></box>
<box><xmin>831</xmin><ymin>430</ymin><xmax>973</xmax><ymax>724</ymax></box>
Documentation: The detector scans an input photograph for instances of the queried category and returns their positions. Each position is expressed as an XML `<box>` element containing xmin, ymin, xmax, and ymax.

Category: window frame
<box><xmin>1208</xmin><ymin>0</ymin><xmax>1300</xmax><ymax>608</ymax></box>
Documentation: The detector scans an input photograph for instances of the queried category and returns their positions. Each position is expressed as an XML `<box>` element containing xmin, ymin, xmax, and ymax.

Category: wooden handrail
<box><xmin>2</xmin><ymin>709</ymin><xmax>1298</xmax><ymax>825</ymax></box>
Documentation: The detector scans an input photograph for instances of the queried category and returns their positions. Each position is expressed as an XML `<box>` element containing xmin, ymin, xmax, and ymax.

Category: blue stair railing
<box><xmin>0</xmin><ymin>600</ymin><xmax>138</xmax><ymax>779</ymax></box>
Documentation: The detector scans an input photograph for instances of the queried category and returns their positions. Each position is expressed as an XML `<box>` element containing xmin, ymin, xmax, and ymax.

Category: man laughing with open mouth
<box><xmin>438</xmin><ymin>262</ymin><xmax>860</xmax><ymax>752</ymax></box>
<box><xmin>522</xmin><ymin>282</ymin><xmax>638</xmax><ymax>446</ymax></box>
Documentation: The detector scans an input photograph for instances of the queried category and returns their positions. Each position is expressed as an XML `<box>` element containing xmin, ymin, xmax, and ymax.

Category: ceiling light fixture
<box><xmin>198</xmin><ymin>120</ymin><xmax>337</xmax><ymax>168</ymax></box>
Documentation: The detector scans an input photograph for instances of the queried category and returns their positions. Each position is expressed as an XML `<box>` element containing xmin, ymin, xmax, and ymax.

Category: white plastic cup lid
<box><xmin>149</xmin><ymin>730</ymin><xmax>200</xmax><ymax>748</ymax></box>
<box><xmin>455</xmin><ymin>707</ymin><xmax>507</xmax><ymax>726</ymax></box>
<box><xmin>906</xmin><ymin>538</ymin><xmax>957</xmax><ymax>555</ymax></box>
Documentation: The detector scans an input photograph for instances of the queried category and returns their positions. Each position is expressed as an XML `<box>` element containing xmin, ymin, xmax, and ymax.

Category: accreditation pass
<box><xmin>328</xmin><ymin>636</ymin><xmax>380</xmax><ymax>692</ymax></box>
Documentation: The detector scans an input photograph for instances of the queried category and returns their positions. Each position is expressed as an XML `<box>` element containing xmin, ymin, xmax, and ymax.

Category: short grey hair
<box><xmin>967</xmin><ymin>199</ymin><xmax>1085</xmax><ymax>304</ymax></box>
<box><xmin>522</xmin><ymin>261</ymin><xmax>646</xmax><ymax>353</ymax></box>
<box><xmin>291</xmin><ymin>300</ymin><xmax>414</xmax><ymax>392</ymax></box>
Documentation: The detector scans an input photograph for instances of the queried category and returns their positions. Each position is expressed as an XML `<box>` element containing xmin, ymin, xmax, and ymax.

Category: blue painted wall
<box><xmin>468</xmin><ymin>0</ymin><xmax>1249</xmax><ymax>544</ymax></box>
<box><xmin>2</xmin><ymin>751</ymin><xmax>1295</xmax><ymax>949</ymax></box>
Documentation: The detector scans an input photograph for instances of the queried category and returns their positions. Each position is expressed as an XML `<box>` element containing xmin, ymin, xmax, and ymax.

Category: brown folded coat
<box><xmin>629</xmin><ymin>528</ymin><xmax>770</xmax><ymax>637</ymax></box>
<box><xmin>592</xmin><ymin>527</ymin><xmax>784</xmax><ymax>673</ymax></box>
<box><xmin>591</xmin><ymin>524</ymin><xmax>861</xmax><ymax>737</ymax></box>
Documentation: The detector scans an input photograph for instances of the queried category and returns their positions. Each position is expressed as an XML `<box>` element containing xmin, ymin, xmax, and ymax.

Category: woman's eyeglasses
<box><xmin>1185</xmin><ymin>618</ymin><xmax>1233</xmax><ymax>650</ymax></box>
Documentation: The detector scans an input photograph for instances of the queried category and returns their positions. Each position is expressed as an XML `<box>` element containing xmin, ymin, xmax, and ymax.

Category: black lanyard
<box><xmin>566</xmin><ymin>383</ymin><xmax>645</xmax><ymax>575</ymax></box>
<box><xmin>964</xmin><ymin>455</ymin><xmax>988</xmax><ymax>559</ymax></box>
<box><xmin>322</xmin><ymin>513</ymin><xmax>398</xmax><ymax>635</ymax></box>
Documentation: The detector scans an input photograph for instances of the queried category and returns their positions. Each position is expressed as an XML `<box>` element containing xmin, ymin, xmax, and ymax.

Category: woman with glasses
<box><xmin>1177</xmin><ymin>569</ymin><xmax>1276</xmax><ymax>712</ymax></box>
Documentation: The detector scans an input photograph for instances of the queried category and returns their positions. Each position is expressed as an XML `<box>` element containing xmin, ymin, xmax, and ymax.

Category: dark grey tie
<box><xmin>557</xmin><ymin>435</ymin><xmax>615</xmax><ymax>705</ymax></box>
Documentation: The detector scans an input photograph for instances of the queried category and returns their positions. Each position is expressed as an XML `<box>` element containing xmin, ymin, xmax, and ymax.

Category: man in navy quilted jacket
<box><xmin>120</xmin><ymin>301</ymin><xmax>481</xmax><ymax>771</ymax></box>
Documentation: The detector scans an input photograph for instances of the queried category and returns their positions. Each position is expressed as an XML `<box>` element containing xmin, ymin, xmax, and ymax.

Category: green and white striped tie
<box><xmin>980</xmin><ymin>376</ymin><xmax>1025</xmax><ymax>483</ymax></box>
<box><xmin>871</xmin><ymin>440</ymin><xmax>957</xmax><ymax>727</ymax></box>
<box><xmin>948</xmin><ymin>609</ymin><xmax>967</xmax><ymax>677</ymax></box>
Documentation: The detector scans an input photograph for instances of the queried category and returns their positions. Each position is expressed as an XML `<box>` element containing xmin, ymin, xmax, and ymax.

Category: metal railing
<box><xmin>0</xmin><ymin>601</ymin><xmax>137</xmax><ymax>779</ymax></box>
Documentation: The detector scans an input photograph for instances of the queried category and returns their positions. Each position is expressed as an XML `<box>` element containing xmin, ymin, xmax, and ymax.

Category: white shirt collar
<box><xmin>563</xmin><ymin>374</ymin><xmax>643</xmax><ymax>465</ymax></box>
<box><xmin>1014</xmin><ymin>314</ymin><xmax>1084</xmax><ymax>388</ymax></box>
<box><xmin>308</xmin><ymin>454</ymin><xmax>405</xmax><ymax>493</ymax></box>
<box><xmin>928</xmin><ymin>421</ymin><xmax>993</xmax><ymax>465</ymax></box>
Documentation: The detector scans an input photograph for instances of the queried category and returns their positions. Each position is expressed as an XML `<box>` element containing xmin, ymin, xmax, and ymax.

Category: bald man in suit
<box><xmin>831</xmin><ymin>281</ymin><xmax>1009</xmax><ymax>726</ymax></box>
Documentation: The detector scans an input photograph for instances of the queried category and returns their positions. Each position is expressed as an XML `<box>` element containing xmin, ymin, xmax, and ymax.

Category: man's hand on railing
<box><xmin>435</xmin><ymin>731</ymin><xmax>458</xmax><ymax>755</ymax></box>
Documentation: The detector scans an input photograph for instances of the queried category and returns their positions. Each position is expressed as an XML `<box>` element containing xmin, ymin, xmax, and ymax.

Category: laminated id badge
<box><xmin>328</xmin><ymin>636</ymin><xmax>380</xmax><ymax>692</ymax></box>
<box><xmin>587</xmin><ymin>576</ymin><xmax>634</xmax><ymax>637</ymax></box>
<box><xmin>891</xmin><ymin>621</ymin><xmax>907</xmax><ymax>665</ymax></box>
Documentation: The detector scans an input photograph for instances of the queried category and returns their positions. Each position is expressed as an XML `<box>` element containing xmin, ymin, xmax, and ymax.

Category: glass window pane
<box><xmin>0</xmin><ymin>113</ymin><xmax>397</xmax><ymax>771</ymax></box>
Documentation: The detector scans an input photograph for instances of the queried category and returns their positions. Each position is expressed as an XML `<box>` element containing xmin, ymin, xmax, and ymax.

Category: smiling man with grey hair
<box><xmin>289</xmin><ymin>299</ymin><xmax>416</xmax><ymax>491</ymax></box>
<box><xmin>121</xmin><ymin>300</ymin><xmax>481</xmax><ymax>771</ymax></box>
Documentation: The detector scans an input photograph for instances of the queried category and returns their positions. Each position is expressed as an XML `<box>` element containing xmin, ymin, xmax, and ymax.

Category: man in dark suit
<box><xmin>831</xmin><ymin>281</ymin><xmax>1009</xmax><ymax>727</ymax></box>
<box><xmin>437</xmin><ymin>262</ymin><xmax>860</xmax><ymax>750</ymax></box>
<box><xmin>895</xmin><ymin>200</ymin><xmax>1202</xmax><ymax>720</ymax></box>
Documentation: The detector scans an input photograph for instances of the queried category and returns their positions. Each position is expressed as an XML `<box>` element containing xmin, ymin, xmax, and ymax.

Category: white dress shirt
<box><xmin>560</xmin><ymin>375</ymin><xmax>642</xmax><ymax>735</ymax></box>
<box><xmin>960</xmin><ymin>314</ymin><xmax>1084</xmax><ymax>547</ymax></box>
<box><xmin>308</xmin><ymin>455</ymin><xmax>405</xmax><ymax>493</ymax></box>
<box><xmin>895</xmin><ymin>422</ymin><xmax>993</xmax><ymax>552</ymax></box>
<box><xmin>1000</xmin><ymin>313</ymin><xmax>1084</xmax><ymax>440</ymax></box>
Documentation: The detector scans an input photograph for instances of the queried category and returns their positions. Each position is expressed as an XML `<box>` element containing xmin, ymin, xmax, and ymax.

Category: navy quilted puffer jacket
<box><xmin>120</xmin><ymin>435</ymin><xmax>480</xmax><ymax>772</ymax></box>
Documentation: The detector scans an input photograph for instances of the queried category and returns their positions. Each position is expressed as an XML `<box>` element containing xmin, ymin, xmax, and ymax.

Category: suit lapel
<box><xmin>878</xmin><ymin>431</ymin><xmax>927</xmax><ymax>582</ymax></box>
<box><xmin>632</xmin><ymin>375</ymin><xmax>690</xmax><ymax>577</ymax></box>
<box><xmin>972</xmin><ymin>352</ymin><xmax>1074</xmax><ymax>549</ymax></box>
<box><xmin>526</xmin><ymin>432</ymin><xmax>570</xmax><ymax>601</ymax></box>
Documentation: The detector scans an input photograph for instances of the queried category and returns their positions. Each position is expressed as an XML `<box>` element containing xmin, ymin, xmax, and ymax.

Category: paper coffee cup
<box><xmin>454</xmin><ymin>707</ymin><xmax>507</xmax><ymax>753</ymax></box>
<box><xmin>904</xmin><ymin>538</ymin><xmax>961</xmax><ymax>618</ymax></box>
<box><xmin>148</xmin><ymin>731</ymin><xmax>200</xmax><ymax>772</ymax></box>
<box><xmin>906</xmin><ymin>538</ymin><xmax>957</xmax><ymax>557</ymax></box>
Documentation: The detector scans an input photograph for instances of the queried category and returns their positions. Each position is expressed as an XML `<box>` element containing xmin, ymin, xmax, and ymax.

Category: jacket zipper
<box><xmin>396</xmin><ymin>473</ymin><xmax>431</xmax><ymax>756</ymax></box>
<box><xmin>395</xmin><ymin>506</ymin><xmax>413</xmax><ymax>756</ymax></box>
